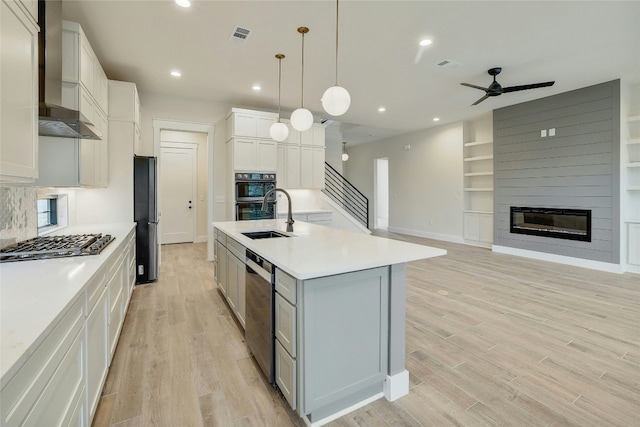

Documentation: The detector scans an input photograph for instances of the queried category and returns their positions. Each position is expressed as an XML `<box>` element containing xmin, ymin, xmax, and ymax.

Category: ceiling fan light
<box><xmin>291</xmin><ymin>108</ymin><xmax>313</xmax><ymax>132</ymax></box>
<box><xmin>321</xmin><ymin>85</ymin><xmax>351</xmax><ymax>116</ymax></box>
<box><xmin>270</xmin><ymin>122</ymin><xmax>289</xmax><ymax>142</ymax></box>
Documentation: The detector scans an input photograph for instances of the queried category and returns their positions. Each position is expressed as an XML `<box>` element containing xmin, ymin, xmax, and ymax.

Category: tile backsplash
<box><xmin>0</xmin><ymin>185</ymin><xmax>37</xmax><ymax>248</ymax></box>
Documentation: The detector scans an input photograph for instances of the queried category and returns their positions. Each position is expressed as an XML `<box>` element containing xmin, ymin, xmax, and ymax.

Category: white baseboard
<box><xmin>492</xmin><ymin>245</ymin><xmax>624</xmax><ymax>274</ymax></box>
<box><xmin>624</xmin><ymin>263</ymin><xmax>640</xmax><ymax>274</ymax></box>
<box><xmin>387</xmin><ymin>227</ymin><xmax>465</xmax><ymax>244</ymax></box>
<box><xmin>303</xmin><ymin>392</ymin><xmax>384</xmax><ymax>427</ymax></box>
<box><xmin>384</xmin><ymin>370</ymin><xmax>409</xmax><ymax>401</ymax></box>
<box><xmin>194</xmin><ymin>235</ymin><xmax>208</xmax><ymax>243</ymax></box>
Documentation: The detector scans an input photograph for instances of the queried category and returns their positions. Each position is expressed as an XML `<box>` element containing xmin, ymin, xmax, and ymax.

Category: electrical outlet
<box><xmin>138</xmin><ymin>265</ymin><xmax>144</xmax><ymax>275</ymax></box>
<box><xmin>404</xmin><ymin>144</ymin><xmax>411</xmax><ymax>150</ymax></box>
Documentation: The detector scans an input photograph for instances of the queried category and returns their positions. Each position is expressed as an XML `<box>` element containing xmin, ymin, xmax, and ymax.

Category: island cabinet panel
<box><xmin>299</xmin><ymin>267</ymin><xmax>389</xmax><ymax>418</ymax></box>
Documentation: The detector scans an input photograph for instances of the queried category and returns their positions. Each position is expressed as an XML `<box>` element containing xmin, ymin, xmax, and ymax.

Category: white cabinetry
<box><xmin>463</xmin><ymin>136</ymin><xmax>493</xmax><ymax>248</ymax></box>
<box><xmin>214</xmin><ymin>230</ymin><xmax>246</xmax><ymax>327</ymax></box>
<box><xmin>274</xmin><ymin>269</ymin><xmax>297</xmax><ymax>410</ymax></box>
<box><xmin>35</xmin><ymin>20</ymin><xmax>109</xmax><ymax>188</ymax></box>
<box><xmin>1</xmin><ymin>296</ymin><xmax>86</xmax><ymax>427</ymax></box>
<box><xmin>0</xmin><ymin>227</ymin><xmax>136</xmax><ymax>427</ymax></box>
<box><xmin>276</xmin><ymin>121</ymin><xmax>326</xmax><ymax>190</ymax></box>
<box><xmin>277</xmin><ymin>211</ymin><xmax>332</xmax><ymax>226</ymax></box>
<box><xmin>0</xmin><ymin>0</ymin><xmax>39</xmax><ymax>183</ymax></box>
<box><xmin>623</xmin><ymin>81</ymin><xmax>640</xmax><ymax>270</ymax></box>
<box><xmin>226</xmin><ymin>108</ymin><xmax>278</xmax><ymax>172</ymax></box>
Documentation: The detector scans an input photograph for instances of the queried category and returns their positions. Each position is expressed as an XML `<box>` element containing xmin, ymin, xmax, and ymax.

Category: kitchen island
<box><xmin>213</xmin><ymin>219</ymin><xmax>446</xmax><ymax>425</ymax></box>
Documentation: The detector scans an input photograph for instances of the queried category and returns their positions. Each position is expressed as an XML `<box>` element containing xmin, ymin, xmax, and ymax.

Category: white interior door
<box><xmin>160</xmin><ymin>144</ymin><xmax>196</xmax><ymax>244</ymax></box>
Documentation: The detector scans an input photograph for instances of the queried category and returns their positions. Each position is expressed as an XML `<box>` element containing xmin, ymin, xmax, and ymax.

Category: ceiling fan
<box><xmin>461</xmin><ymin>67</ymin><xmax>555</xmax><ymax>105</ymax></box>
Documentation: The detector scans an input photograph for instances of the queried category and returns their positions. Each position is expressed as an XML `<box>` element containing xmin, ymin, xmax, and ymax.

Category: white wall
<box><xmin>345</xmin><ymin>122</ymin><xmax>464</xmax><ymax>241</ymax></box>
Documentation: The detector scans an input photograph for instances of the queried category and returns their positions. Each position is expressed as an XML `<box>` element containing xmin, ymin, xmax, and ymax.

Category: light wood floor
<box><xmin>92</xmin><ymin>232</ymin><xmax>640</xmax><ymax>427</ymax></box>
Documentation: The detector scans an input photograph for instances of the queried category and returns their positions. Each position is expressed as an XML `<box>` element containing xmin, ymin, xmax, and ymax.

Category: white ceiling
<box><xmin>62</xmin><ymin>0</ymin><xmax>640</xmax><ymax>145</ymax></box>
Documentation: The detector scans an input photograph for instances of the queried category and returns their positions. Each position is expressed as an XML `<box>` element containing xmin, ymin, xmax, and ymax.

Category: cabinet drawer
<box><xmin>227</xmin><ymin>237</ymin><xmax>245</xmax><ymax>261</ymax></box>
<box><xmin>275</xmin><ymin>269</ymin><xmax>296</xmax><ymax>304</ymax></box>
<box><xmin>275</xmin><ymin>293</ymin><xmax>296</xmax><ymax>357</ymax></box>
<box><xmin>85</xmin><ymin>264</ymin><xmax>107</xmax><ymax>312</ymax></box>
<box><xmin>275</xmin><ymin>340</ymin><xmax>297</xmax><ymax>411</ymax></box>
<box><xmin>1</xmin><ymin>296</ymin><xmax>84</xmax><ymax>426</ymax></box>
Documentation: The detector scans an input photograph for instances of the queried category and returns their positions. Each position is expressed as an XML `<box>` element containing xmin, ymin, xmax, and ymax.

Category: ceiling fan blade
<box><xmin>502</xmin><ymin>81</ymin><xmax>555</xmax><ymax>93</ymax></box>
<box><xmin>472</xmin><ymin>94</ymin><xmax>490</xmax><ymax>106</ymax></box>
<box><xmin>461</xmin><ymin>82</ymin><xmax>489</xmax><ymax>92</ymax></box>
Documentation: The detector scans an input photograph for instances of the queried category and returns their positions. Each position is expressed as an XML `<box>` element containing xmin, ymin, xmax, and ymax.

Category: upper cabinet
<box><xmin>36</xmin><ymin>20</ymin><xmax>110</xmax><ymax>188</ymax></box>
<box><xmin>226</xmin><ymin>108</ymin><xmax>278</xmax><ymax>172</ymax></box>
<box><xmin>0</xmin><ymin>0</ymin><xmax>39</xmax><ymax>183</ymax></box>
<box><xmin>277</xmin><ymin>120</ymin><xmax>326</xmax><ymax>190</ymax></box>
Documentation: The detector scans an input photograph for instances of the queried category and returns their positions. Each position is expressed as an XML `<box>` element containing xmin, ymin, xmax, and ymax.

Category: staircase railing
<box><xmin>322</xmin><ymin>162</ymin><xmax>369</xmax><ymax>229</ymax></box>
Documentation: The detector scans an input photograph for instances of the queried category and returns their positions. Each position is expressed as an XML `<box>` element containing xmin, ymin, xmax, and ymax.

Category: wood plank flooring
<box><xmin>92</xmin><ymin>233</ymin><xmax>639</xmax><ymax>426</ymax></box>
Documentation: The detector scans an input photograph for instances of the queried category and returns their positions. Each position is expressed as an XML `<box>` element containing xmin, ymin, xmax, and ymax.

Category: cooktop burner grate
<box><xmin>0</xmin><ymin>234</ymin><xmax>115</xmax><ymax>262</ymax></box>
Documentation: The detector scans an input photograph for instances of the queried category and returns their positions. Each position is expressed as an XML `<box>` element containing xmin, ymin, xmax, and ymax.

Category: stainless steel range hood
<box><xmin>38</xmin><ymin>0</ymin><xmax>101</xmax><ymax>140</ymax></box>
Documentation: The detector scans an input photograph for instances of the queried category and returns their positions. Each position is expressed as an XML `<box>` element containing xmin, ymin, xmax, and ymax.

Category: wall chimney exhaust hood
<box><xmin>38</xmin><ymin>0</ymin><xmax>101</xmax><ymax>140</ymax></box>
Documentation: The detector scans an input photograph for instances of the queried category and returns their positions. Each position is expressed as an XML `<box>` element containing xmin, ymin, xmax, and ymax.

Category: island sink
<box><xmin>241</xmin><ymin>230</ymin><xmax>290</xmax><ymax>240</ymax></box>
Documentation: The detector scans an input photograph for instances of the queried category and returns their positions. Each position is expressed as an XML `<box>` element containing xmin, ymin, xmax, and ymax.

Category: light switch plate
<box><xmin>541</xmin><ymin>129</ymin><xmax>547</xmax><ymax>137</ymax></box>
<box><xmin>549</xmin><ymin>128</ymin><xmax>556</xmax><ymax>137</ymax></box>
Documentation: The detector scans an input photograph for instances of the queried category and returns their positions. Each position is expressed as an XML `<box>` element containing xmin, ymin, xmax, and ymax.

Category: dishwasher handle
<box><xmin>246</xmin><ymin>258</ymin><xmax>272</xmax><ymax>283</ymax></box>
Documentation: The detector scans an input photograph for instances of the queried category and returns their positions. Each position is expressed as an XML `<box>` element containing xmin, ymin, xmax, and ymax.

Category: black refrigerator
<box><xmin>134</xmin><ymin>156</ymin><xmax>158</xmax><ymax>283</ymax></box>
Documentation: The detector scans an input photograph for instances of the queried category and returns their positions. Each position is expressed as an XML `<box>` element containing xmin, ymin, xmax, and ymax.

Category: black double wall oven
<box><xmin>235</xmin><ymin>172</ymin><xmax>276</xmax><ymax>221</ymax></box>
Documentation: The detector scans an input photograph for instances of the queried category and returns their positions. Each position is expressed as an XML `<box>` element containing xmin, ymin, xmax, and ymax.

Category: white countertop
<box><xmin>0</xmin><ymin>222</ymin><xmax>135</xmax><ymax>386</ymax></box>
<box><xmin>213</xmin><ymin>220</ymin><xmax>446</xmax><ymax>280</ymax></box>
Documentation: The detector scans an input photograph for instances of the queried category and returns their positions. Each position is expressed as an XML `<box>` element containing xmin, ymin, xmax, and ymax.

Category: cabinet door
<box><xmin>237</xmin><ymin>258</ymin><xmax>246</xmax><ymax>328</ymax></box>
<box><xmin>80</xmin><ymin>35</ymin><xmax>94</xmax><ymax>94</ymax></box>
<box><xmin>286</xmin><ymin>145</ymin><xmax>301</xmax><ymax>189</ymax></box>
<box><xmin>0</xmin><ymin>0</ymin><xmax>38</xmax><ymax>181</ymax></box>
<box><xmin>79</xmin><ymin>139</ymin><xmax>95</xmax><ymax>186</ymax></box>
<box><xmin>218</xmin><ymin>245</ymin><xmax>228</xmax><ymax>296</ymax></box>
<box><xmin>276</xmin><ymin>144</ymin><xmax>286</xmax><ymax>186</ymax></box>
<box><xmin>256</xmin><ymin>116</ymin><xmax>276</xmax><ymax>139</ymax></box>
<box><xmin>300</xmin><ymin>128</ymin><xmax>314</xmax><ymax>146</ymax></box>
<box><xmin>478</xmin><ymin>213</ymin><xmax>493</xmax><ymax>243</ymax></box>
<box><xmin>256</xmin><ymin>140</ymin><xmax>277</xmax><ymax>171</ymax></box>
<box><xmin>86</xmin><ymin>287</ymin><xmax>109</xmax><ymax>419</ymax></box>
<box><xmin>275</xmin><ymin>293</ymin><xmax>296</xmax><ymax>357</ymax></box>
<box><xmin>629</xmin><ymin>223</ymin><xmax>640</xmax><ymax>266</ymax></box>
<box><xmin>233</xmin><ymin>113</ymin><xmax>257</xmax><ymax>137</ymax></box>
<box><xmin>275</xmin><ymin>340</ymin><xmax>297</xmax><ymax>410</ymax></box>
<box><xmin>300</xmin><ymin>146</ymin><xmax>314</xmax><ymax>188</ymax></box>
<box><xmin>95</xmin><ymin>109</ymin><xmax>109</xmax><ymax>188</ymax></box>
<box><xmin>312</xmin><ymin>147</ymin><xmax>325</xmax><ymax>189</ymax></box>
<box><xmin>312</xmin><ymin>126</ymin><xmax>325</xmax><ymax>147</ymax></box>
<box><xmin>233</xmin><ymin>139</ymin><xmax>257</xmax><ymax>171</ymax></box>
<box><xmin>463</xmin><ymin>213</ymin><xmax>480</xmax><ymax>241</ymax></box>
<box><xmin>227</xmin><ymin>252</ymin><xmax>239</xmax><ymax>312</ymax></box>
<box><xmin>108</xmin><ymin>256</ymin><xmax>125</xmax><ymax>359</ymax></box>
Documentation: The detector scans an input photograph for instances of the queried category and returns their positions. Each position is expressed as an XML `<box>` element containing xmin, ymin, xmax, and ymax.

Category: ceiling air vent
<box><xmin>437</xmin><ymin>59</ymin><xmax>461</xmax><ymax>70</ymax></box>
<box><xmin>230</xmin><ymin>26</ymin><xmax>252</xmax><ymax>44</ymax></box>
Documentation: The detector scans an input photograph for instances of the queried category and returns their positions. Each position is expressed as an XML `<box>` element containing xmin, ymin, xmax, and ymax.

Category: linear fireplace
<box><xmin>510</xmin><ymin>207</ymin><xmax>591</xmax><ymax>242</ymax></box>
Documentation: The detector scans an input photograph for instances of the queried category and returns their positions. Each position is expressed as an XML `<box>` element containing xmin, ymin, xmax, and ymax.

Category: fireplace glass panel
<box><xmin>510</xmin><ymin>207</ymin><xmax>591</xmax><ymax>242</ymax></box>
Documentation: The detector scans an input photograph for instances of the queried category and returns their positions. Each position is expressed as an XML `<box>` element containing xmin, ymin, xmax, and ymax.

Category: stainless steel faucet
<box><xmin>262</xmin><ymin>188</ymin><xmax>294</xmax><ymax>232</ymax></box>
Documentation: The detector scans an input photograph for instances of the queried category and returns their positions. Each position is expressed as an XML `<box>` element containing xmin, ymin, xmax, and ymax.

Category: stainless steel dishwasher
<box><xmin>245</xmin><ymin>249</ymin><xmax>275</xmax><ymax>383</ymax></box>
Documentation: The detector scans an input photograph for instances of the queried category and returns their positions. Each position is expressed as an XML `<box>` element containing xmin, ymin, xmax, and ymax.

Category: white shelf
<box><xmin>464</xmin><ymin>210</ymin><xmax>493</xmax><ymax>214</ymax></box>
<box><xmin>464</xmin><ymin>171</ymin><xmax>493</xmax><ymax>177</ymax></box>
<box><xmin>627</xmin><ymin>115</ymin><xmax>640</xmax><ymax>123</ymax></box>
<box><xmin>627</xmin><ymin>186</ymin><xmax>640</xmax><ymax>191</ymax></box>
<box><xmin>627</xmin><ymin>162</ymin><xmax>640</xmax><ymax>168</ymax></box>
<box><xmin>464</xmin><ymin>141</ymin><xmax>493</xmax><ymax>147</ymax></box>
<box><xmin>626</xmin><ymin>218</ymin><xmax>640</xmax><ymax>224</ymax></box>
<box><xmin>465</xmin><ymin>187</ymin><xmax>493</xmax><ymax>192</ymax></box>
<box><xmin>464</xmin><ymin>155</ymin><xmax>494</xmax><ymax>162</ymax></box>
<box><xmin>627</xmin><ymin>138</ymin><xmax>640</xmax><ymax>146</ymax></box>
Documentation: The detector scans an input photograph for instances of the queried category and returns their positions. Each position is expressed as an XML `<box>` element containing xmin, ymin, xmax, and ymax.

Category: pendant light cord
<box><xmin>301</xmin><ymin>31</ymin><xmax>305</xmax><ymax>108</ymax></box>
<box><xmin>277</xmin><ymin>55</ymin><xmax>282</xmax><ymax>122</ymax></box>
<box><xmin>335</xmin><ymin>0</ymin><xmax>339</xmax><ymax>86</ymax></box>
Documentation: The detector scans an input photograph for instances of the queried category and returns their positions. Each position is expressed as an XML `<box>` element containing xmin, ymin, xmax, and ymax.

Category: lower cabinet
<box><xmin>214</xmin><ymin>230</ymin><xmax>245</xmax><ymax>327</ymax></box>
<box><xmin>628</xmin><ymin>222</ymin><xmax>640</xmax><ymax>266</ymax></box>
<box><xmin>463</xmin><ymin>211</ymin><xmax>493</xmax><ymax>247</ymax></box>
<box><xmin>0</xmin><ymin>296</ymin><xmax>85</xmax><ymax>426</ymax></box>
<box><xmin>0</xmin><ymin>227</ymin><xmax>135</xmax><ymax>427</ymax></box>
<box><xmin>274</xmin><ymin>277</ymin><xmax>297</xmax><ymax>410</ymax></box>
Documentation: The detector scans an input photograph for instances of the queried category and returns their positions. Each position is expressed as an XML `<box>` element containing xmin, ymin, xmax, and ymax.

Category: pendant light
<box><xmin>290</xmin><ymin>27</ymin><xmax>313</xmax><ymax>132</ymax></box>
<box><xmin>269</xmin><ymin>54</ymin><xmax>289</xmax><ymax>142</ymax></box>
<box><xmin>321</xmin><ymin>0</ymin><xmax>351</xmax><ymax>117</ymax></box>
<box><xmin>342</xmin><ymin>141</ymin><xmax>349</xmax><ymax>161</ymax></box>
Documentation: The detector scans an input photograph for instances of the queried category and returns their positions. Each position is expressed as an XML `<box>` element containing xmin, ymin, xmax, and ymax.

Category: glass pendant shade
<box><xmin>342</xmin><ymin>152</ymin><xmax>349</xmax><ymax>161</ymax></box>
<box><xmin>270</xmin><ymin>122</ymin><xmax>289</xmax><ymax>142</ymax></box>
<box><xmin>342</xmin><ymin>141</ymin><xmax>349</xmax><ymax>161</ymax></box>
<box><xmin>322</xmin><ymin>86</ymin><xmax>351</xmax><ymax>116</ymax></box>
<box><xmin>291</xmin><ymin>107</ymin><xmax>313</xmax><ymax>132</ymax></box>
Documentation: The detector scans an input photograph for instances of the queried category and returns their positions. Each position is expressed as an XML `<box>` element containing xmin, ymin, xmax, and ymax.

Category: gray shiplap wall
<box><xmin>494</xmin><ymin>80</ymin><xmax>620</xmax><ymax>263</ymax></box>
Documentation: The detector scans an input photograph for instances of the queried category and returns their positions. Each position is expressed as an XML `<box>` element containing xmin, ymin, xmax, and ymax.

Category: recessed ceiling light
<box><xmin>175</xmin><ymin>0</ymin><xmax>191</xmax><ymax>8</ymax></box>
<box><xmin>170</xmin><ymin>70</ymin><xmax>182</xmax><ymax>77</ymax></box>
<box><xmin>433</xmin><ymin>117</ymin><xmax>440</xmax><ymax>122</ymax></box>
<box><xmin>378</xmin><ymin>107</ymin><xmax>386</xmax><ymax>112</ymax></box>
<box><xmin>419</xmin><ymin>39</ymin><xmax>432</xmax><ymax>47</ymax></box>
<box><xmin>252</xmin><ymin>85</ymin><xmax>261</xmax><ymax>91</ymax></box>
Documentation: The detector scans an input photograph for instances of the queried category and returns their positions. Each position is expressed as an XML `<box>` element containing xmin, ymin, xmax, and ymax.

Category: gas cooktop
<box><xmin>0</xmin><ymin>233</ymin><xmax>115</xmax><ymax>263</ymax></box>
